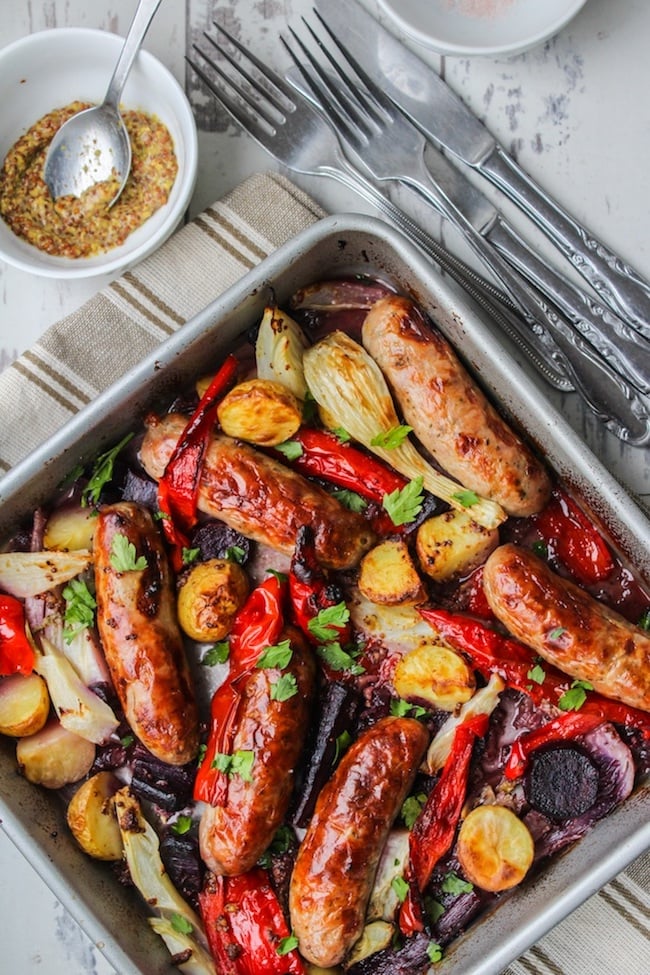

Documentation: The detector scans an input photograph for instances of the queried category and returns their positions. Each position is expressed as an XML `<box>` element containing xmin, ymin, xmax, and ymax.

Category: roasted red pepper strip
<box><xmin>289</xmin><ymin>525</ymin><xmax>351</xmax><ymax>645</ymax></box>
<box><xmin>0</xmin><ymin>594</ymin><xmax>35</xmax><ymax>676</ymax></box>
<box><xmin>199</xmin><ymin>867</ymin><xmax>306</xmax><ymax>975</ymax></box>
<box><xmin>158</xmin><ymin>354</ymin><xmax>238</xmax><ymax>568</ymax></box>
<box><xmin>194</xmin><ymin>574</ymin><xmax>287</xmax><ymax>806</ymax></box>
<box><xmin>504</xmin><ymin>711</ymin><xmax>606</xmax><ymax>780</ymax></box>
<box><xmin>400</xmin><ymin>713</ymin><xmax>488</xmax><ymax>935</ymax></box>
<box><xmin>533</xmin><ymin>487</ymin><xmax>615</xmax><ymax>586</ymax></box>
<box><xmin>419</xmin><ymin>608</ymin><xmax>650</xmax><ymax>738</ymax></box>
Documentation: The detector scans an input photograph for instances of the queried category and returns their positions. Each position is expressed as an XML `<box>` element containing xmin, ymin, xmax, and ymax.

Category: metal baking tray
<box><xmin>1</xmin><ymin>214</ymin><xmax>648</xmax><ymax>975</ymax></box>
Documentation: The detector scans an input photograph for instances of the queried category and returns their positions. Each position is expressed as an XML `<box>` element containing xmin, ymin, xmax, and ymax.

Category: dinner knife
<box><xmin>315</xmin><ymin>0</ymin><xmax>650</xmax><ymax>339</ymax></box>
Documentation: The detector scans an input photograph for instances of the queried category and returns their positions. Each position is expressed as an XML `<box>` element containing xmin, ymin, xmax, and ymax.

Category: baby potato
<box><xmin>216</xmin><ymin>378</ymin><xmax>303</xmax><ymax>446</ymax></box>
<box><xmin>457</xmin><ymin>804</ymin><xmax>534</xmax><ymax>892</ymax></box>
<box><xmin>393</xmin><ymin>642</ymin><xmax>476</xmax><ymax>711</ymax></box>
<box><xmin>43</xmin><ymin>504</ymin><xmax>96</xmax><ymax>551</ymax></box>
<box><xmin>416</xmin><ymin>509</ymin><xmax>500</xmax><ymax>583</ymax></box>
<box><xmin>16</xmin><ymin>718</ymin><xmax>95</xmax><ymax>789</ymax></box>
<box><xmin>0</xmin><ymin>672</ymin><xmax>50</xmax><ymax>737</ymax></box>
<box><xmin>358</xmin><ymin>539</ymin><xmax>426</xmax><ymax>606</ymax></box>
<box><xmin>67</xmin><ymin>771</ymin><xmax>124</xmax><ymax>861</ymax></box>
<box><xmin>177</xmin><ymin>558</ymin><xmax>249</xmax><ymax>642</ymax></box>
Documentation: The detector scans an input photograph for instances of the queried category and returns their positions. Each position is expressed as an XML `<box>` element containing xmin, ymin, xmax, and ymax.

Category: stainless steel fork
<box><xmin>282</xmin><ymin>14</ymin><xmax>650</xmax><ymax>446</ymax></box>
<box><xmin>186</xmin><ymin>23</ymin><xmax>573</xmax><ymax>391</ymax></box>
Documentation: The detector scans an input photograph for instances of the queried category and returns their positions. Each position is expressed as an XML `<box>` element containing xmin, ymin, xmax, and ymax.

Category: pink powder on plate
<box><xmin>444</xmin><ymin>0</ymin><xmax>516</xmax><ymax>18</ymax></box>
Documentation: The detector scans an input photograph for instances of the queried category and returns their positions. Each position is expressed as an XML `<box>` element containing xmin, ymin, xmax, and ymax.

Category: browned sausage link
<box><xmin>483</xmin><ymin>543</ymin><xmax>650</xmax><ymax>712</ymax></box>
<box><xmin>94</xmin><ymin>501</ymin><xmax>200</xmax><ymax>765</ymax></box>
<box><xmin>199</xmin><ymin>624</ymin><xmax>316</xmax><ymax>876</ymax></box>
<box><xmin>289</xmin><ymin>715</ymin><xmax>430</xmax><ymax>967</ymax></box>
<box><xmin>140</xmin><ymin>413</ymin><xmax>375</xmax><ymax>570</ymax></box>
<box><xmin>362</xmin><ymin>295</ymin><xmax>551</xmax><ymax>517</ymax></box>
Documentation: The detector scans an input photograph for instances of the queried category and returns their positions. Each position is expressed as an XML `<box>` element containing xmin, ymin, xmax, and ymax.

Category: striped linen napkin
<box><xmin>0</xmin><ymin>171</ymin><xmax>647</xmax><ymax>974</ymax></box>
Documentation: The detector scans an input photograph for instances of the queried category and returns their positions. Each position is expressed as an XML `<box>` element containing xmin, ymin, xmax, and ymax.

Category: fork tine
<box><xmin>209</xmin><ymin>20</ymin><xmax>297</xmax><ymax>108</ymax></box>
<box><xmin>281</xmin><ymin>28</ymin><xmax>368</xmax><ymax>150</ymax></box>
<box><xmin>187</xmin><ymin>51</ymin><xmax>273</xmax><ymax>144</ymax></box>
<box><xmin>310</xmin><ymin>9</ymin><xmax>397</xmax><ymax>118</ymax></box>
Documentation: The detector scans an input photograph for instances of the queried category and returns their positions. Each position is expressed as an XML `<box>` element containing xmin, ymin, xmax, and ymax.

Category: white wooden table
<box><xmin>1</xmin><ymin>1</ymin><xmax>649</xmax><ymax>973</ymax></box>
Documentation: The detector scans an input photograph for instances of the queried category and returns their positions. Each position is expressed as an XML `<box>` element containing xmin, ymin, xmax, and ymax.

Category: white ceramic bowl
<box><xmin>0</xmin><ymin>28</ymin><xmax>198</xmax><ymax>279</ymax></box>
<box><xmin>376</xmin><ymin>0</ymin><xmax>589</xmax><ymax>58</ymax></box>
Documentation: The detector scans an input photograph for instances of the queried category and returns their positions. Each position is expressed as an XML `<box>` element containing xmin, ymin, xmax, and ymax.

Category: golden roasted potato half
<box><xmin>416</xmin><ymin>509</ymin><xmax>500</xmax><ymax>583</ymax></box>
<box><xmin>177</xmin><ymin>558</ymin><xmax>249</xmax><ymax>642</ymax></box>
<box><xmin>358</xmin><ymin>539</ymin><xmax>426</xmax><ymax>606</ymax></box>
<box><xmin>457</xmin><ymin>804</ymin><xmax>534</xmax><ymax>892</ymax></box>
<box><xmin>393</xmin><ymin>642</ymin><xmax>476</xmax><ymax>711</ymax></box>
<box><xmin>16</xmin><ymin>719</ymin><xmax>95</xmax><ymax>789</ymax></box>
<box><xmin>216</xmin><ymin>378</ymin><xmax>303</xmax><ymax>446</ymax></box>
<box><xmin>0</xmin><ymin>672</ymin><xmax>50</xmax><ymax>737</ymax></box>
<box><xmin>67</xmin><ymin>771</ymin><xmax>124</xmax><ymax>861</ymax></box>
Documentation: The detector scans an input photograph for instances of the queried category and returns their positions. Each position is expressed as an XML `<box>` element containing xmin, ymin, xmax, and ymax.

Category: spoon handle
<box><xmin>104</xmin><ymin>0</ymin><xmax>164</xmax><ymax>109</ymax></box>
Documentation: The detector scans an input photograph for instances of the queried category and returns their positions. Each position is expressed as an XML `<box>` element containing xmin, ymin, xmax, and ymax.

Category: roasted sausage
<box><xmin>140</xmin><ymin>413</ymin><xmax>375</xmax><ymax>570</ymax></box>
<box><xmin>94</xmin><ymin>501</ymin><xmax>199</xmax><ymax>765</ymax></box>
<box><xmin>199</xmin><ymin>624</ymin><xmax>316</xmax><ymax>875</ymax></box>
<box><xmin>289</xmin><ymin>715</ymin><xmax>430</xmax><ymax>967</ymax></box>
<box><xmin>362</xmin><ymin>295</ymin><xmax>551</xmax><ymax>517</ymax></box>
<box><xmin>483</xmin><ymin>543</ymin><xmax>650</xmax><ymax>712</ymax></box>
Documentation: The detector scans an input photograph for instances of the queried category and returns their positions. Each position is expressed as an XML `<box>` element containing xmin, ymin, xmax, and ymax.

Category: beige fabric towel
<box><xmin>0</xmin><ymin>171</ymin><xmax>647</xmax><ymax>973</ymax></box>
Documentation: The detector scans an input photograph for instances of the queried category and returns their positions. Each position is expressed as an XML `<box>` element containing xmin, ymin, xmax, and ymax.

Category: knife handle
<box><xmin>486</xmin><ymin>218</ymin><xmax>650</xmax><ymax>396</ymax></box>
<box><xmin>410</xmin><ymin>167</ymin><xmax>650</xmax><ymax>445</ymax></box>
<box><xmin>480</xmin><ymin>148</ymin><xmax>650</xmax><ymax>339</ymax></box>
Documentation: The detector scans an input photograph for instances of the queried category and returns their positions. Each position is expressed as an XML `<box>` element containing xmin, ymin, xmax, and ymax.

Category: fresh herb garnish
<box><xmin>275</xmin><ymin>439</ymin><xmax>304</xmax><ymax>461</ymax></box>
<box><xmin>109</xmin><ymin>533</ymin><xmax>148</xmax><ymax>572</ymax></box>
<box><xmin>638</xmin><ymin>608</ymin><xmax>650</xmax><ymax>630</ymax></box>
<box><xmin>225</xmin><ymin>545</ymin><xmax>247</xmax><ymax>565</ymax></box>
<box><xmin>371</xmin><ymin>425</ymin><xmax>412</xmax><ymax>449</ymax></box>
<box><xmin>558</xmin><ymin>679</ymin><xmax>593</xmax><ymax>711</ymax></box>
<box><xmin>202</xmin><ymin>642</ymin><xmax>230</xmax><ymax>666</ymax></box>
<box><xmin>334</xmin><ymin>730</ymin><xmax>352</xmax><ymax>763</ymax></box>
<box><xmin>62</xmin><ymin>577</ymin><xmax>96</xmax><ymax>642</ymax></box>
<box><xmin>424</xmin><ymin>897</ymin><xmax>446</xmax><ymax>924</ymax></box>
<box><xmin>391</xmin><ymin>876</ymin><xmax>409</xmax><ymax>903</ymax></box>
<box><xmin>427</xmin><ymin>941</ymin><xmax>443</xmax><ymax>964</ymax></box>
<box><xmin>527</xmin><ymin>662</ymin><xmax>546</xmax><ymax>685</ymax></box>
<box><xmin>170</xmin><ymin>914</ymin><xmax>194</xmax><ymax>935</ymax></box>
<box><xmin>441</xmin><ymin>872</ymin><xmax>474</xmax><ymax>895</ymax></box>
<box><xmin>451</xmin><ymin>488</ymin><xmax>480</xmax><ymax>508</ymax></box>
<box><xmin>212</xmin><ymin>749</ymin><xmax>255</xmax><ymax>781</ymax></box>
<box><xmin>390</xmin><ymin>698</ymin><xmax>428</xmax><ymax>719</ymax></box>
<box><xmin>332</xmin><ymin>427</ymin><xmax>351</xmax><ymax>443</ymax></box>
<box><xmin>532</xmin><ymin>540</ymin><xmax>548</xmax><ymax>558</ymax></box>
<box><xmin>331</xmin><ymin>489</ymin><xmax>367</xmax><ymax>513</ymax></box>
<box><xmin>307</xmin><ymin>603</ymin><xmax>350</xmax><ymax>643</ymax></box>
<box><xmin>316</xmin><ymin>641</ymin><xmax>365</xmax><ymax>676</ymax></box>
<box><xmin>182</xmin><ymin>546</ymin><xmax>200</xmax><ymax>565</ymax></box>
<box><xmin>277</xmin><ymin>934</ymin><xmax>299</xmax><ymax>956</ymax></box>
<box><xmin>548</xmin><ymin>626</ymin><xmax>568</xmax><ymax>641</ymax></box>
<box><xmin>82</xmin><ymin>433</ymin><xmax>133</xmax><ymax>506</ymax></box>
<box><xmin>171</xmin><ymin>815</ymin><xmax>193</xmax><ymax>836</ymax></box>
<box><xmin>383</xmin><ymin>476</ymin><xmax>424</xmax><ymax>526</ymax></box>
<box><xmin>256</xmin><ymin>639</ymin><xmax>293</xmax><ymax>669</ymax></box>
<box><xmin>401</xmin><ymin>793</ymin><xmax>427</xmax><ymax>829</ymax></box>
<box><xmin>271</xmin><ymin>673</ymin><xmax>298</xmax><ymax>701</ymax></box>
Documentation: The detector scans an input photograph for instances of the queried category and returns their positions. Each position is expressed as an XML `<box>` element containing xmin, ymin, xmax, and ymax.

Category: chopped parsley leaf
<box><xmin>82</xmin><ymin>433</ymin><xmax>133</xmax><ymax>506</ymax></box>
<box><xmin>171</xmin><ymin>815</ymin><xmax>193</xmax><ymax>836</ymax></box>
<box><xmin>277</xmin><ymin>934</ymin><xmax>299</xmax><ymax>956</ymax></box>
<box><xmin>527</xmin><ymin>662</ymin><xmax>546</xmax><ymax>685</ymax></box>
<box><xmin>212</xmin><ymin>749</ymin><xmax>255</xmax><ymax>781</ymax></box>
<box><xmin>441</xmin><ymin>872</ymin><xmax>474</xmax><ymax>895</ymax></box>
<box><xmin>401</xmin><ymin>793</ymin><xmax>427</xmax><ymax>829</ymax></box>
<box><xmin>275</xmin><ymin>439</ymin><xmax>304</xmax><ymax>462</ymax></box>
<box><xmin>427</xmin><ymin>941</ymin><xmax>443</xmax><ymax>964</ymax></box>
<box><xmin>558</xmin><ymin>679</ymin><xmax>593</xmax><ymax>711</ymax></box>
<box><xmin>331</xmin><ymin>488</ymin><xmax>367</xmax><ymax>513</ymax></box>
<box><xmin>307</xmin><ymin>603</ymin><xmax>350</xmax><ymax>643</ymax></box>
<box><xmin>257</xmin><ymin>639</ymin><xmax>293</xmax><ymax>669</ymax></box>
<box><xmin>271</xmin><ymin>673</ymin><xmax>298</xmax><ymax>701</ymax></box>
<box><xmin>202</xmin><ymin>642</ymin><xmax>230</xmax><ymax>666</ymax></box>
<box><xmin>170</xmin><ymin>914</ymin><xmax>194</xmax><ymax>935</ymax></box>
<box><xmin>451</xmin><ymin>488</ymin><xmax>480</xmax><ymax>508</ymax></box>
<box><xmin>62</xmin><ymin>578</ymin><xmax>96</xmax><ymax>642</ymax></box>
<box><xmin>316</xmin><ymin>641</ymin><xmax>365</xmax><ymax>676</ymax></box>
<box><xmin>391</xmin><ymin>876</ymin><xmax>409</xmax><ymax>903</ymax></box>
<box><xmin>383</xmin><ymin>476</ymin><xmax>424</xmax><ymax>526</ymax></box>
<box><xmin>109</xmin><ymin>533</ymin><xmax>147</xmax><ymax>572</ymax></box>
<box><xmin>371</xmin><ymin>425</ymin><xmax>412</xmax><ymax>449</ymax></box>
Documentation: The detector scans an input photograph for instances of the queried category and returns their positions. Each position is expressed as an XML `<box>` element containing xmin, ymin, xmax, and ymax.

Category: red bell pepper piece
<box><xmin>199</xmin><ymin>868</ymin><xmax>306</xmax><ymax>975</ymax></box>
<box><xmin>419</xmin><ymin>608</ymin><xmax>650</xmax><ymax>739</ymax></box>
<box><xmin>275</xmin><ymin>427</ymin><xmax>409</xmax><ymax>533</ymax></box>
<box><xmin>400</xmin><ymin>713</ymin><xmax>488</xmax><ymax>934</ymax></box>
<box><xmin>158</xmin><ymin>354</ymin><xmax>238</xmax><ymax>568</ymax></box>
<box><xmin>194</xmin><ymin>574</ymin><xmax>287</xmax><ymax>806</ymax></box>
<box><xmin>289</xmin><ymin>525</ymin><xmax>351</xmax><ymax>645</ymax></box>
<box><xmin>0</xmin><ymin>594</ymin><xmax>35</xmax><ymax>676</ymax></box>
<box><xmin>533</xmin><ymin>488</ymin><xmax>615</xmax><ymax>586</ymax></box>
<box><xmin>504</xmin><ymin>710</ymin><xmax>606</xmax><ymax>780</ymax></box>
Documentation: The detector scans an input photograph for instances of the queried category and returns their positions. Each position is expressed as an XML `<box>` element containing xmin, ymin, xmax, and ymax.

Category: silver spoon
<box><xmin>44</xmin><ymin>0</ymin><xmax>163</xmax><ymax>206</ymax></box>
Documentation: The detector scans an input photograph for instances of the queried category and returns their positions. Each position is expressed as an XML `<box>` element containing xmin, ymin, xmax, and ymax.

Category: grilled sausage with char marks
<box><xmin>483</xmin><ymin>543</ymin><xmax>650</xmax><ymax>712</ymax></box>
<box><xmin>94</xmin><ymin>502</ymin><xmax>199</xmax><ymax>765</ymax></box>
<box><xmin>289</xmin><ymin>715</ymin><xmax>429</xmax><ymax>967</ymax></box>
<box><xmin>362</xmin><ymin>295</ymin><xmax>551</xmax><ymax>517</ymax></box>
<box><xmin>140</xmin><ymin>413</ymin><xmax>375</xmax><ymax>570</ymax></box>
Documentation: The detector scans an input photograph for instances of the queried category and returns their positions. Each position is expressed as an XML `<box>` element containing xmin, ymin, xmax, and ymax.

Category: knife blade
<box><xmin>315</xmin><ymin>0</ymin><xmax>650</xmax><ymax>338</ymax></box>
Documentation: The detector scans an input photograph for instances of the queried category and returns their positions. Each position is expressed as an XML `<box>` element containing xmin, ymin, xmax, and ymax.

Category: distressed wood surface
<box><xmin>0</xmin><ymin>1</ymin><xmax>649</xmax><ymax>973</ymax></box>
